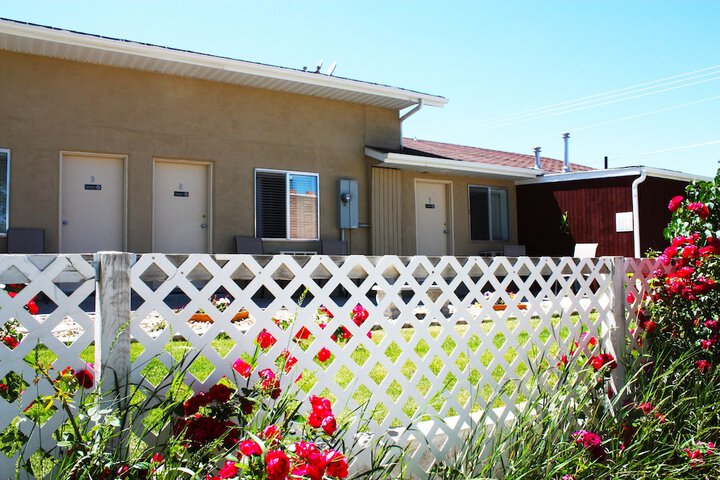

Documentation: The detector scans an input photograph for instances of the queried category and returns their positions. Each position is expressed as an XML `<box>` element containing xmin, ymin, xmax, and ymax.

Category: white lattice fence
<box><xmin>0</xmin><ymin>253</ymin><xmax>630</xmax><ymax>479</ymax></box>
<box><xmin>129</xmin><ymin>254</ymin><xmax>618</xmax><ymax>476</ymax></box>
<box><xmin>623</xmin><ymin>258</ymin><xmax>673</xmax><ymax>350</ymax></box>
<box><xmin>0</xmin><ymin>254</ymin><xmax>95</xmax><ymax>479</ymax></box>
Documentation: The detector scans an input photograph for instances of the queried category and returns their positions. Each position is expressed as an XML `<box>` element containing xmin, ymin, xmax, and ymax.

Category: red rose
<box><xmin>279</xmin><ymin>349</ymin><xmax>298</xmax><ymax>373</ymax></box>
<box><xmin>75</xmin><ymin>369</ymin><xmax>94</xmax><ymax>389</ymax></box>
<box><xmin>239</xmin><ymin>439</ymin><xmax>262</xmax><ymax>456</ymax></box>
<box><xmin>696</xmin><ymin>359</ymin><xmax>712</xmax><ymax>374</ymax></box>
<box><xmin>688</xmin><ymin>202</ymin><xmax>710</xmax><ymax>219</ymax></box>
<box><xmin>217</xmin><ymin>460</ymin><xmax>238</xmax><ymax>479</ymax></box>
<box><xmin>643</xmin><ymin>320</ymin><xmax>657</xmax><ymax>334</ymax></box>
<box><xmin>256</xmin><ymin>329</ymin><xmax>277</xmax><ymax>349</ymax></box>
<box><xmin>325</xmin><ymin>450</ymin><xmax>349</xmax><ymax>479</ymax></box>
<box><xmin>626</xmin><ymin>292</ymin><xmax>635</xmax><ymax>304</ymax></box>
<box><xmin>26</xmin><ymin>299</ymin><xmax>39</xmax><ymax>315</ymax></box>
<box><xmin>151</xmin><ymin>453</ymin><xmax>164</xmax><ymax>463</ymax></box>
<box><xmin>241</xmin><ymin>398</ymin><xmax>254</xmax><ymax>415</ymax></box>
<box><xmin>262</xmin><ymin>424</ymin><xmax>281</xmax><ymax>443</ymax></box>
<box><xmin>317</xmin><ymin>347</ymin><xmax>332</xmax><ymax>363</ymax></box>
<box><xmin>2</xmin><ymin>335</ymin><xmax>19</xmax><ymax>349</ymax></box>
<box><xmin>266</xmin><ymin>450</ymin><xmax>290</xmax><ymax>480</ymax></box>
<box><xmin>668</xmin><ymin>195</ymin><xmax>683</xmax><ymax>212</ymax></box>
<box><xmin>295</xmin><ymin>326</ymin><xmax>312</xmax><ymax>341</ymax></box>
<box><xmin>321</xmin><ymin>414</ymin><xmax>337</xmax><ymax>435</ymax></box>
<box><xmin>208</xmin><ymin>383</ymin><xmax>233</xmax><ymax>403</ymax></box>
<box><xmin>259</xmin><ymin>369</ymin><xmax>281</xmax><ymax>399</ymax></box>
<box><xmin>590</xmin><ymin>353</ymin><xmax>617</xmax><ymax>372</ymax></box>
<box><xmin>232</xmin><ymin>358</ymin><xmax>253</xmax><ymax>378</ymax></box>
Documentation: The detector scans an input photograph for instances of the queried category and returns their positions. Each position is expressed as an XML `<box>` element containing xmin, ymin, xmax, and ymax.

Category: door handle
<box><xmin>443</xmin><ymin>229</ymin><xmax>448</xmax><ymax>234</ymax></box>
<box><xmin>62</xmin><ymin>220</ymin><xmax>70</xmax><ymax>225</ymax></box>
<box><xmin>200</xmin><ymin>224</ymin><xmax>208</xmax><ymax>229</ymax></box>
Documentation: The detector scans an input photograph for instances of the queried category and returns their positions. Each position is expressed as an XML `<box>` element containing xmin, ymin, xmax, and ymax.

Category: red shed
<box><xmin>516</xmin><ymin>167</ymin><xmax>708</xmax><ymax>258</ymax></box>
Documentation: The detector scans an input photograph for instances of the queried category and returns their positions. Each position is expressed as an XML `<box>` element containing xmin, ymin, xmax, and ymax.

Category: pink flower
<box><xmin>668</xmin><ymin>195</ymin><xmax>683</xmax><ymax>212</ymax></box>
<box><xmin>233</xmin><ymin>358</ymin><xmax>253</xmax><ymax>378</ymax></box>
<box><xmin>351</xmin><ymin>303</ymin><xmax>369</xmax><ymax>325</ymax></box>
<box><xmin>239</xmin><ymin>439</ymin><xmax>262</xmax><ymax>456</ymax></box>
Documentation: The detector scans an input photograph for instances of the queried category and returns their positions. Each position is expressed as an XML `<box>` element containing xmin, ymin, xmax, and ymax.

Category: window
<box><xmin>255</xmin><ymin>169</ymin><xmax>319</xmax><ymax>240</ymax></box>
<box><xmin>469</xmin><ymin>185</ymin><xmax>509</xmax><ymax>241</ymax></box>
<box><xmin>0</xmin><ymin>149</ymin><xmax>8</xmax><ymax>234</ymax></box>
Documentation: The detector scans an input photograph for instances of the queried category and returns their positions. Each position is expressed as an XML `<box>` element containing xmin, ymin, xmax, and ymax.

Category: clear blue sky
<box><xmin>4</xmin><ymin>1</ymin><xmax>719</xmax><ymax>177</ymax></box>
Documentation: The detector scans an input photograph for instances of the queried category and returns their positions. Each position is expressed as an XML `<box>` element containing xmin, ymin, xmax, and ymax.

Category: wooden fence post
<box><xmin>607</xmin><ymin>256</ymin><xmax>627</xmax><ymax>399</ymax></box>
<box><xmin>94</xmin><ymin>252</ymin><xmax>132</xmax><ymax>407</ymax></box>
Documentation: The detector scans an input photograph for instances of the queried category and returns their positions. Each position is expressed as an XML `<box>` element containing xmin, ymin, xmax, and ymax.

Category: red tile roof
<box><xmin>401</xmin><ymin>138</ymin><xmax>593</xmax><ymax>173</ymax></box>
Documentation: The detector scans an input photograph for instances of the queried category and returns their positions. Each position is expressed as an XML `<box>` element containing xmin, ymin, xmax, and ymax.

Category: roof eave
<box><xmin>365</xmin><ymin>148</ymin><xmax>542</xmax><ymax>180</ymax></box>
<box><xmin>0</xmin><ymin>19</ymin><xmax>448</xmax><ymax>109</ymax></box>
<box><xmin>515</xmin><ymin>166</ymin><xmax>712</xmax><ymax>185</ymax></box>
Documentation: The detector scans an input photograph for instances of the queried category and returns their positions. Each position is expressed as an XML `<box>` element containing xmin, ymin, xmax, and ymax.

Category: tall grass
<box><xmin>430</xmin><ymin>347</ymin><xmax>720</xmax><ymax>479</ymax></box>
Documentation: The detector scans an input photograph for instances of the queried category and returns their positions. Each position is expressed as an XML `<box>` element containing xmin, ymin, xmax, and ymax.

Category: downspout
<box><xmin>631</xmin><ymin>168</ymin><xmax>648</xmax><ymax>258</ymax></box>
<box><xmin>399</xmin><ymin>99</ymin><xmax>424</xmax><ymax>147</ymax></box>
<box><xmin>400</xmin><ymin>98</ymin><xmax>424</xmax><ymax>122</ymax></box>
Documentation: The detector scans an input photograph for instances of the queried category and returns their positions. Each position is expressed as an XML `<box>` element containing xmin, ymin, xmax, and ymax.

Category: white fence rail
<box><xmin>0</xmin><ymin>253</ymin><xmax>650</xmax><ymax>478</ymax></box>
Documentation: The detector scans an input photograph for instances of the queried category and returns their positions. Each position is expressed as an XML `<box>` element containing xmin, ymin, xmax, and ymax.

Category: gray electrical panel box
<box><xmin>338</xmin><ymin>179</ymin><xmax>359</xmax><ymax>229</ymax></box>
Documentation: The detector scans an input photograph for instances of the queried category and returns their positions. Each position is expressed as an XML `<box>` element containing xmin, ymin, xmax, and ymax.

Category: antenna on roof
<box><xmin>325</xmin><ymin>61</ymin><xmax>337</xmax><ymax>76</ymax></box>
<box><xmin>314</xmin><ymin>60</ymin><xmax>323</xmax><ymax>73</ymax></box>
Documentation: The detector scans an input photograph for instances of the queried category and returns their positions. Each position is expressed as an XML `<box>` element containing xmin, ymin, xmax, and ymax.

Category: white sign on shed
<box><xmin>616</xmin><ymin>211</ymin><xmax>634</xmax><ymax>232</ymax></box>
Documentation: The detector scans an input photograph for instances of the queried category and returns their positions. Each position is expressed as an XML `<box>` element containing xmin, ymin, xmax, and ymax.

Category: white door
<box><xmin>153</xmin><ymin>160</ymin><xmax>210</xmax><ymax>253</ymax></box>
<box><xmin>415</xmin><ymin>181</ymin><xmax>450</xmax><ymax>255</ymax></box>
<box><xmin>61</xmin><ymin>154</ymin><xmax>125</xmax><ymax>253</ymax></box>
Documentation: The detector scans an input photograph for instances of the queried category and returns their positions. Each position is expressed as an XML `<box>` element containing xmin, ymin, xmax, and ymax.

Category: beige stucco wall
<box><xmin>0</xmin><ymin>51</ymin><xmax>401</xmax><ymax>253</ymax></box>
<box><xmin>398</xmin><ymin>170</ymin><xmax>518</xmax><ymax>256</ymax></box>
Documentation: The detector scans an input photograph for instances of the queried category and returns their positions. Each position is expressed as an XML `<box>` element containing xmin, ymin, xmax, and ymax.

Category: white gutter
<box><xmin>516</xmin><ymin>166</ymin><xmax>711</xmax><ymax>185</ymax></box>
<box><xmin>631</xmin><ymin>168</ymin><xmax>647</xmax><ymax>258</ymax></box>
<box><xmin>365</xmin><ymin>148</ymin><xmax>541</xmax><ymax>179</ymax></box>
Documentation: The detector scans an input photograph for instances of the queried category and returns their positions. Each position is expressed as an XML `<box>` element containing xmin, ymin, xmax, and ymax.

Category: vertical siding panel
<box><xmin>371</xmin><ymin>168</ymin><xmax>402</xmax><ymax>255</ymax></box>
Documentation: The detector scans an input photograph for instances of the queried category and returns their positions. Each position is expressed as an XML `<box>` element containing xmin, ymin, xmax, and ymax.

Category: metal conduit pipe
<box><xmin>631</xmin><ymin>168</ymin><xmax>648</xmax><ymax>258</ymax></box>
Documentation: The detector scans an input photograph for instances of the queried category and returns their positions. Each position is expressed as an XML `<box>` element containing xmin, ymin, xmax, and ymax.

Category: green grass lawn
<box><xmin>22</xmin><ymin>311</ymin><xmax>597</xmax><ymax>427</ymax></box>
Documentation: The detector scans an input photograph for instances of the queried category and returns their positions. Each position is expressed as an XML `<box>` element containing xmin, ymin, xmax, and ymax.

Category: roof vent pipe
<box><xmin>562</xmin><ymin>132</ymin><xmax>571</xmax><ymax>172</ymax></box>
<box><xmin>533</xmin><ymin>147</ymin><xmax>542</xmax><ymax>169</ymax></box>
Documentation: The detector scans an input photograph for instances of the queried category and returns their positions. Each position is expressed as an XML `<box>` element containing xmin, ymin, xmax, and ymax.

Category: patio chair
<box><xmin>503</xmin><ymin>244</ymin><xmax>526</xmax><ymax>257</ymax></box>
<box><xmin>234</xmin><ymin>236</ymin><xmax>263</xmax><ymax>254</ymax></box>
<box><xmin>573</xmin><ymin>243</ymin><xmax>598</xmax><ymax>258</ymax></box>
<box><xmin>8</xmin><ymin>228</ymin><xmax>45</xmax><ymax>253</ymax></box>
<box><xmin>321</xmin><ymin>239</ymin><xmax>348</xmax><ymax>255</ymax></box>
<box><xmin>564</xmin><ymin>243</ymin><xmax>599</xmax><ymax>295</ymax></box>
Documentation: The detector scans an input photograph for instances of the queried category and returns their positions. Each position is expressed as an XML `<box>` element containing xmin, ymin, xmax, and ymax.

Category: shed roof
<box><xmin>401</xmin><ymin>138</ymin><xmax>593</xmax><ymax>173</ymax></box>
<box><xmin>0</xmin><ymin>18</ymin><xmax>447</xmax><ymax>110</ymax></box>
